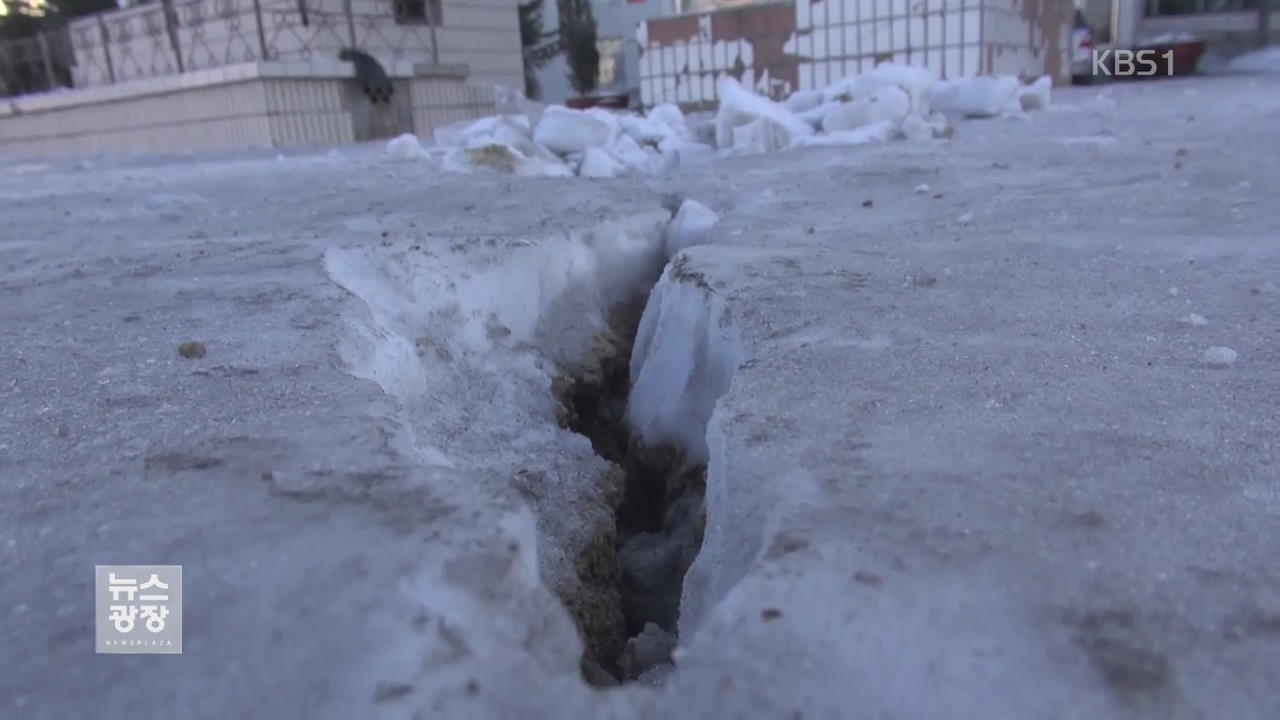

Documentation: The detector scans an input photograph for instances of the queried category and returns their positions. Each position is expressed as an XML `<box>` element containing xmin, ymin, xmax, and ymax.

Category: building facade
<box><xmin>0</xmin><ymin>0</ymin><xmax>523</xmax><ymax>156</ymax></box>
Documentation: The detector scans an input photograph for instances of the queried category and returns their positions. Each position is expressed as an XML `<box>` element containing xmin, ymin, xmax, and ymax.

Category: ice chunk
<box><xmin>1202</xmin><ymin>346</ymin><xmax>1238</xmax><ymax>367</ymax></box>
<box><xmin>433</xmin><ymin>114</ymin><xmax>531</xmax><ymax>148</ymax></box>
<box><xmin>930</xmin><ymin>76</ymin><xmax>1022</xmax><ymax>118</ymax></box>
<box><xmin>494</xmin><ymin>121</ymin><xmax>559</xmax><ymax>162</ymax></box>
<box><xmin>665</xmin><ymin>199</ymin><xmax>719</xmax><ymax>256</ymax></box>
<box><xmin>628</xmin><ymin>258</ymin><xmax>745</xmax><ymax>462</ymax></box>
<box><xmin>384</xmin><ymin>133</ymin><xmax>428</xmax><ymax>161</ymax></box>
<box><xmin>863</xmin><ymin>62</ymin><xmax>936</xmax><ymax>116</ymax></box>
<box><xmin>821</xmin><ymin>62</ymin><xmax>936</xmax><ymax>117</ymax></box>
<box><xmin>685</xmin><ymin>112</ymin><xmax>718</xmax><ymax>146</ymax></box>
<box><xmin>792</xmin><ymin>121</ymin><xmax>895</xmax><ymax>148</ymax></box>
<box><xmin>648</xmin><ymin>103</ymin><xmax>689</xmax><ymax>137</ymax></box>
<box><xmin>578</xmin><ymin>147</ymin><xmax>626</xmax><ymax>178</ymax></box>
<box><xmin>660</xmin><ymin>138</ymin><xmax>717</xmax><ymax>169</ymax></box>
<box><xmin>619</xmin><ymin>114</ymin><xmax>677</xmax><ymax>147</ymax></box>
<box><xmin>433</xmin><ymin>114</ymin><xmax>559</xmax><ymax>164</ymax></box>
<box><xmin>784</xmin><ymin>90</ymin><xmax>824</xmax><ymax>114</ymax></box>
<box><xmin>533</xmin><ymin>106</ymin><xmax>614</xmax><ymax>156</ymax></box>
<box><xmin>729</xmin><ymin>119</ymin><xmax>772</xmax><ymax>155</ymax></box>
<box><xmin>583</xmin><ymin>107</ymin><xmax>623</xmax><ymax>142</ymax></box>
<box><xmin>914</xmin><ymin>183</ymin><xmax>931</xmax><ymax>194</ymax></box>
<box><xmin>1179</xmin><ymin>313</ymin><xmax>1209</xmax><ymax>326</ymax></box>
<box><xmin>1018</xmin><ymin>76</ymin><xmax>1053</xmax><ymax>112</ymax></box>
<box><xmin>797</xmin><ymin>101</ymin><xmax>840</xmax><ymax>130</ymax></box>
<box><xmin>647</xmin><ymin>146</ymin><xmax>679</xmax><ymax>174</ymax></box>
<box><xmin>608</xmin><ymin>133</ymin><xmax>659</xmax><ymax>174</ymax></box>
<box><xmin>821</xmin><ymin>86</ymin><xmax>912</xmax><ymax>132</ymax></box>
<box><xmin>444</xmin><ymin>142</ymin><xmax>572</xmax><ymax>177</ymax></box>
<box><xmin>898</xmin><ymin>114</ymin><xmax>934</xmax><ymax>141</ymax></box>
<box><xmin>714</xmin><ymin>76</ymin><xmax>813</xmax><ymax>151</ymax></box>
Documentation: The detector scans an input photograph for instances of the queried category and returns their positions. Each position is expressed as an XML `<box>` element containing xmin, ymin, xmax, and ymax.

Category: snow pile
<box><xmin>820</xmin><ymin>86</ymin><xmax>911</xmax><ymax>132</ymax></box>
<box><xmin>384</xmin><ymin>133</ymin><xmax>430</xmax><ymax>161</ymax></box>
<box><xmin>431</xmin><ymin>114</ymin><xmax>576</xmax><ymax>177</ymax></box>
<box><xmin>718</xmin><ymin>63</ymin><xmax>955</xmax><ymax>153</ymax></box>
<box><xmin>441</xmin><ymin>142</ymin><xmax>574</xmax><ymax>178</ymax></box>
<box><xmin>426</xmin><ymin>63</ymin><xmax>1055</xmax><ymax>176</ymax></box>
<box><xmin>930</xmin><ymin>75</ymin><xmax>1022</xmax><ymax>118</ymax></box>
<box><xmin>532</xmin><ymin>106</ymin><xmax>614</xmax><ymax>155</ymax></box>
<box><xmin>430</xmin><ymin>103</ymin><xmax>707</xmax><ymax>179</ymax></box>
<box><xmin>927</xmin><ymin>74</ymin><xmax>1056</xmax><ymax>118</ymax></box>
<box><xmin>820</xmin><ymin>62</ymin><xmax>935</xmax><ymax>115</ymax></box>
<box><xmin>720</xmin><ymin>63</ymin><xmax>1053</xmax><ymax>154</ymax></box>
<box><xmin>577</xmin><ymin>147</ymin><xmax>626</xmax><ymax>178</ymax></box>
<box><xmin>1227</xmin><ymin>45</ymin><xmax>1280</xmax><ymax>74</ymax></box>
<box><xmin>715</xmin><ymin>75</ymin><xmax>816</xmax><ymax>153</ymax></box>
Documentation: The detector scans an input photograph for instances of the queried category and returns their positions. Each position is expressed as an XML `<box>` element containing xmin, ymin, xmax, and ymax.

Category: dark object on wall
<box><xmin>557</xmin><ymin>0</ymin><xmax>599</xmax><ymax>97</ymax></box>
<box><xmin>338</xmin><ymin>48</ymin><xmax>394</xmax><ymax>104</ymax></box>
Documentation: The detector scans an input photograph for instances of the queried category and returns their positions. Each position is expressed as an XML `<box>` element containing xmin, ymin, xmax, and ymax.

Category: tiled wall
<box><xmin>0</xmin><ymin>61</ymin><xmax>497</xmax><ymax>157</ymax></box>
<box><xmin>981</xmin><ymin>0</ymin><xmax>1071</xmax><ymax>81</ymax></box>
<box><xmin>636</xmin><ymin>0</ymin><xmax>1073</xmax><ymax>108</ymax></box>
<box><xmin>409</xmin><ymin>71</ymin><xmax>502</xmax><ymax>138</ymax></box>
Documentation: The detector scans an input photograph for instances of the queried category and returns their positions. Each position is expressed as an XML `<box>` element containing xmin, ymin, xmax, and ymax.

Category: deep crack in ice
<box><xmin>554</xmin><ymin>292</ymin><xmax>707</xmax><ymax>687</ymax></box>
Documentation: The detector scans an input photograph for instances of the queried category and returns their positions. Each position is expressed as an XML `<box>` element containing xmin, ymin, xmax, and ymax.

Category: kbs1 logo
<box><xmin>1092</xmin><ymin>49</ymin><xmax>1175</xmax><ymax>77</ymax></box>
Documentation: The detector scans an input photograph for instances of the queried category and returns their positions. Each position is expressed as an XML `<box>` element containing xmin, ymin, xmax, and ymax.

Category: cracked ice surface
<box><xmin>2</xmin><ymin>75</ymin><xmax>1279</xmax><ymax>718</ymax></box>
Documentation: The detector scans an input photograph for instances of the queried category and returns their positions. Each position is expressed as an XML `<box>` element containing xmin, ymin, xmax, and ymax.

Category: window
<box><xmin>394</xmin><ymin>0</ymin><xmax>442</xmax><ymax>25</ymax></box>
<box><xmin>597</xmin><ymin>36</ymin><xmax>624</xmax><ymax>88</ymax></box>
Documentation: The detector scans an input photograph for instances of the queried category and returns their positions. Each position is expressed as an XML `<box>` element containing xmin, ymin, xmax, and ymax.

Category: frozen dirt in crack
<box><xmin>551</xmin><ymin>297</ymin><xmax>708</xmax><ymax>685</ymax></box>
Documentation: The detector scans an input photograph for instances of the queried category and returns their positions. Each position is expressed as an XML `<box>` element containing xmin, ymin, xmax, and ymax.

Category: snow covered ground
<box><xmin>2</xmin><ymin>74</ymin><xmax>1279</xmax><ymax>718</ymax></box>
